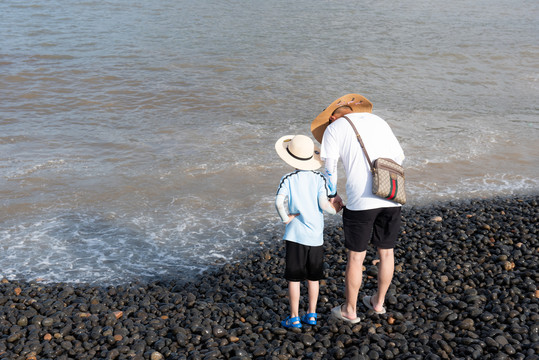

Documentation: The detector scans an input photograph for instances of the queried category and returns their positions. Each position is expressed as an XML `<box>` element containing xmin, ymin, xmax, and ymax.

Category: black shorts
<box><xmin>343</xmin><ymin>206</ymin><xmax>401</xmax><ymax>252</ymax></box>
<box><xmin>284</xmin><ymin>240</ymin><xmax>324</xmax><ymax>282</ymax></box>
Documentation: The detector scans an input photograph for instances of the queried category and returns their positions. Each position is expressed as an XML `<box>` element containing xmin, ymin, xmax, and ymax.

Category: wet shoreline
<box><xmin>1</xmin><ymin>195</ymin><xmax>538</xmax><ymax>359</ymax></box>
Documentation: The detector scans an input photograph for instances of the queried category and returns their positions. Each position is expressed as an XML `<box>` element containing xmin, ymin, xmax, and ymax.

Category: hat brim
<box><xmin>311</xmin><ymin>94</ymin><xmax>373</xmax><ymax>143</ymax></box>
<box><xmin>275</xmin><ymin>135</ymin><xmax>323</xmax><ymax>171</ymax></box>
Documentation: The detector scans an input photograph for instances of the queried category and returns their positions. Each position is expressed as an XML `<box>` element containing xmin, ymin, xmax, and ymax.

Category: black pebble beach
<box><xmin>1</xmin><ymin>195</ymin><xmax>538</xmax><ymax>360</ymax></box>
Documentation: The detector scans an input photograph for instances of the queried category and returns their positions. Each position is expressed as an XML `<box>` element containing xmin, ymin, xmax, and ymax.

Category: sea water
<box><xmin>1</xmin><ymin>0</ymin><xmax>537</xmax><ymax>284</ymax></box>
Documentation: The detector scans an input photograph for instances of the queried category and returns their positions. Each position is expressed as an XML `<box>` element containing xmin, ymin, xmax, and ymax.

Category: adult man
<box><xmin>311</xmin><ymin>94</ymin><xmax>405</xmax><ymax>323</ymax></box>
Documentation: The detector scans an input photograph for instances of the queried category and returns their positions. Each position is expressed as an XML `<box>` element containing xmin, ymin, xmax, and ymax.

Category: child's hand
<box><xmin>285</xmin><ymin>213</ymin><xmax>299</xmax><ymax>224</ymax></box>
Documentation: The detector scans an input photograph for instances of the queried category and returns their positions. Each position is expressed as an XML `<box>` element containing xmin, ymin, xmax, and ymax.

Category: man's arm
<box><xmin>323</xmin><ymin>157</ymin><xmax>338</xmax><ymax>197</ymax></box>
<box><xmin>323</xmin><ymin>157</ymin><xmax>343</xmax><ymax>211</ymax></box>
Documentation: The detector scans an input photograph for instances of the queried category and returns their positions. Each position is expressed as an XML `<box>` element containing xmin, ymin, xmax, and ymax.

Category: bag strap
<box><xmin>342</xmin><ymin>115</ymin><xmax>375</xmax><ymax>174</ymax></box>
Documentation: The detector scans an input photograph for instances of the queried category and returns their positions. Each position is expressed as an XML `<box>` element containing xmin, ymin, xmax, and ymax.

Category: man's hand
<box><xmin>330</xmin><ymin>195</ymin><xmax>344</xmax><ymax>213</ymax></box>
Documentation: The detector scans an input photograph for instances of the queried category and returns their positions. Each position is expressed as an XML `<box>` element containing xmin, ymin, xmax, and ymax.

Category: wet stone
<box><xmin>262</xmin><ymin>297</ymin><xmax>274</xmax><ymax>307</ymax></box>
<box><xmin>458</xmin><ymin>318</ymin><xmax>475</xmax><ymax>330</ymax></box>
<box><xmin>495</xmin><ymin>335</ymin><xmax>509</xmax><ymax>347</ymax></box>
<box><xmin>301</xmin><ymin>334</ymin><xmax>316</xmax><ymax>347</ymax></box>
<box><xmin>252</xmin><ymin>346</ymin><xmax>267</xmax><ymax>357</ymax></box>
<box><xmin>16</xmin><ymin>316</ymin><xmax>28</xmax><ymax>327</ymax></box>
<box><xmin>41</xmin><ymin>318</ymin><xmax>54</xmax><ymax>327</ymax></box>
<box><xmin>212</xmin><ymin>325</ymin><xmax>227</xmax><ymax>338</ymax></box>
<box><xmin>150</xmin><ymin>351</ymin><xmax>164</xmax><ymax>360</ymax></box>
<box><xmin>503</xmin><ymin>344</ymin><xmax>516</xmax><ymax>355</ymax></box>
<box><xmin>272</xmin><ymin>328</ymin><xmax>287</xmax><ymax>336</ymax></box>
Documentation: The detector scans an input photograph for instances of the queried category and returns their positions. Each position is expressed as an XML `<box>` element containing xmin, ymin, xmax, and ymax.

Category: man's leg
<box><xmin>372</xmin><ymin>248</ymin><xmax>394</xmax><ymax>312</ymax></box>
<box><xmin>370</xmin><ymin>206</ymin><xmax>400</xmax><ymax>312</ymax></box>
<box><xmin>342</xmin><ymin>249</ymin><xmax>366</xmax><ymax>320</ymax></box>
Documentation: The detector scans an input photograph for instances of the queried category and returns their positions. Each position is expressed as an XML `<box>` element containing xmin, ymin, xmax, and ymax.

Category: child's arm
<box><xmin>275</xmin><ymin>194</ymin><xmax>299</xmax><ymax>224</ymax></box>
<box><xmin>319</xmin><ymin>194</ymin><xmax>337</xmax><ymax>215</ymax></box>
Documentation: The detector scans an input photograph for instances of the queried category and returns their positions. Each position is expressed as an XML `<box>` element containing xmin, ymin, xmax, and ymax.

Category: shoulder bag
<box><xmin>343</xmin><ymin>115</ymin><xmax>406</xmax><ymax>204</ymax></box>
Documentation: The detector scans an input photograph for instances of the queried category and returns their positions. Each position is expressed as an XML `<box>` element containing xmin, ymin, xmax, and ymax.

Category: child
<box><xmin>274</xmin><ymin>134</ymin><xmax>338</xmax><ymax>328</ymax></box>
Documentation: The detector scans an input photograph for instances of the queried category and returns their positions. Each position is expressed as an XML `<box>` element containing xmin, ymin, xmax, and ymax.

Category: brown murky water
<box><xmin>1</xmin><ymin>0</ymin><xmax>537</xmax><ymax>283</ymax></box>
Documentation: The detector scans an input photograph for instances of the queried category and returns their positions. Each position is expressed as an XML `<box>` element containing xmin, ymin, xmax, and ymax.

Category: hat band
<box><xmin>287</xmin><ymin>147</ymin><xmax>313</xmax><ymax>161</ymax></box>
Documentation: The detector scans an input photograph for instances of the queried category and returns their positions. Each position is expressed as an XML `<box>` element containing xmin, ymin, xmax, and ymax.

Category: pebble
<box><xmin>0</xmin><ymin>195</ymin><xmax>537</xmax><ymax>359</ymax></box>
<box><xmin>150</xmin><ymin>351</ymin><xmax>164</xmax><ymax>360</ymax></box>
<box><xmin>458</xmin><ymin>318</ymin><xmax>474</xmax><ymax>330</ymax></box>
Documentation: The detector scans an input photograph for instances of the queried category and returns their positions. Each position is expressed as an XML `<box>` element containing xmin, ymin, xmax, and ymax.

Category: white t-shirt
<box><xmin>320</xmin><ymin>112</ymin><xmax>405</xmax><ymax>211</ymax></box>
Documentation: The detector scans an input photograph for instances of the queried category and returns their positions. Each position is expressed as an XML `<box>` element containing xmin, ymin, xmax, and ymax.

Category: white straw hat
<box><xmin>275</xmin><ymin>135</ymin><xmax>322</xmax><ymax>171</ymax></box>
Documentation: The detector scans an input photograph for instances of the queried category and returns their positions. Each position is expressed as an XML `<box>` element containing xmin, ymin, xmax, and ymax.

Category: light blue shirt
<box><xmin>276</xmin><ymin>170</ymin><xmax>330</xmax><ymax>246</ymax></box>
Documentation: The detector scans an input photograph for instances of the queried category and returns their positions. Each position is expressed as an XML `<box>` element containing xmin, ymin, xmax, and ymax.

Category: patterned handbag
<box><xmin>343</xmin><ymin>116</ymin><xmax>406</xmax><ymax>204</ymax></box>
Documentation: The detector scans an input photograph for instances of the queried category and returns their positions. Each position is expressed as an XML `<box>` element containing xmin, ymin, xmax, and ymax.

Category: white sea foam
<box><xmin>408</xmin><ymin>173</ymin><xmax>538</xmax><ymax>204</ymax></box>
<box><xmin>4</xmin><ymin>159</ymin><xmax>66</xmax><ymax>178</ymax></box>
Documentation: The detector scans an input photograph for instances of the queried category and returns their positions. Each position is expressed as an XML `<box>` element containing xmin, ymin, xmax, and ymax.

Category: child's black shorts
<box><xmin>284</xmin><ymin>240</ymin><xmax>324</xmax><ymax>282</ymax></box>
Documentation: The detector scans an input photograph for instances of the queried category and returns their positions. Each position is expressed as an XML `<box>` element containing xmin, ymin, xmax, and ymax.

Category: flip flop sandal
<box><xmin>301</xmin><ymin>313</ymin><xmax>318</xmax><ymax>325</ymax></box>
<box><xmin>363</xmin><ymin>295</ymin><xmax>387</xmax><ymax>314</ymax></box>
<box><xmin>331</xmin><ymin>304</ymin><xmax>361</xmax><ymax>324</ymax></box>
<box><xmin>281</xmin><ymin>316</ymin><xmax>302</xmax><ymax>328</ymax></box>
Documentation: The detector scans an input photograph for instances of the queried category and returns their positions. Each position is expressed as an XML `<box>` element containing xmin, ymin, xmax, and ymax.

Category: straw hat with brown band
<box><xmin>275</xmin><ymin>134</ymin><xmax>323</xmax><ymax>171</ymax></box>
<box><xmin>310</xmin><ymin>94</ymin><xmax>373</xmax><ymax>143</ymax></box>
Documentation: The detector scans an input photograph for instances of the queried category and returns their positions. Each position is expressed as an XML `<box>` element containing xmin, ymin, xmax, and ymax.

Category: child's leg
<box><xmin>288</xmin><ymin>281</ymin><xmax>301</xmax><ymax>319</ymax></box>
<box><xmin>307</xmin><ymin>280</ymin><xmax>319</xmax><ymax>320</ymax></box>
<box><xmin>305</xmin><ymin>243</ymin><xmax>323</xmax><ymax>319</ymax></box>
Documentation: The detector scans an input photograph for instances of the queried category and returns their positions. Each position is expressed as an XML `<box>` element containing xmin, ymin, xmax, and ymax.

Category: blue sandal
<box><xmin>301</xmin><ymin>313</ymin><xmax>317</xmax><ymax>325</ymax></box>
<box><xmin>281</xmin><ymin>316</ymin><xmax>302</xmax><ymax>328</ymax></box>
